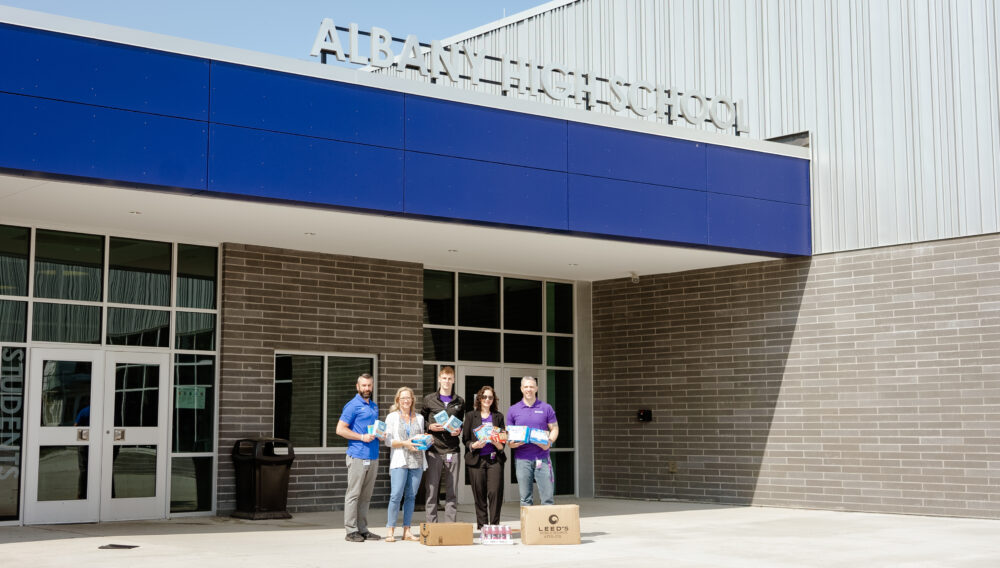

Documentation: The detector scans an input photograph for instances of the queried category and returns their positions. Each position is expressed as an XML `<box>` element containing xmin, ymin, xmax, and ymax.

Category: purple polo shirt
<box><xmin>507</xmin><ymin>399</ymin><xmax>557</xmax><ymax>461</ymax></box>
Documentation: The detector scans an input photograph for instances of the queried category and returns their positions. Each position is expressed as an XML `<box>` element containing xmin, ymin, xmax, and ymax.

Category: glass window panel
<box><xmin>0</xmin><ymin>347</ymin><xmax>25</xmax><ymax>520</ymax></box>
<box><xmin>547</xmin><ymin>370</ymin><xmax>574</xmax><ymax>447</ymax></box>
<box><xmin>551</xmin><ymin>451</ymin><xmax>575</xmax><ymax>495</ymax></box>
<box><xmin>273</xmin><ymin>355</ymin><xmax>322</xmax><ymax>448</ymax></box>
<box><xmin>504</xmin><ymin>278</ymin><xmax>542</xmax><ymax>331</ymax></box>
<box><xmin>170</xmin><ymin>456</ymin><xmax>213</xmax><ymax>512</ymax></box>
<box><xmin>0</xmin><ymin>224</ymin><xmax>29</xmax><ymax>297</ymax></box>
<box><xmin>38</xmin><ymin>445</ymin><xmax>88</xmax><ymax>501</ymax></box>
<box><xmin>547</xmin><ymin>336</ymin><xmax>574</xmax><ymax>367</ymax></box>
<box><xmin>114</xmin><ymin>364</ymin><xmax>159</xmax><ymax>427</ymax></box>
<box><xmin>423</xmin><ymin>269</ymin><xmax>454</xmax><ymax>325</ymax></box>
<box><xmin>173</xmin><ymin>354</ymin><xmax>215</xmax><ymax>453</ymax></box>
<box><xmin>458</xmin><ymin>330</ymin><xmax>500</xmax><ymax>362</ymax></box>
<box><xmin>107</xmin><ymin>307</ymin><xmax>169</xmax><ymax>347</ymax></box>
<box><xmin>325</xmin><ymin>357</ymin><xmax>375</xmax><ymax>448</ymax></box>
<box><xmin>176</xmin><ymin>312</ymin><xmax>216</xmax><ymax>351</ymax></box>
<box><xmin>546</xmin><ymin>282</ymin><xmax>574</xmax><ymax>334</ymax></box>
<box><xmin>32</xmin><ymin>303</ymin><xmax>101</xmax><ymax>344</ymax></box>
<box><xmin>423</xmin><ymin>328</ymin><xmax>454</xmax><ymax>361</ymax></box>
<box><xmin>0</xmin><ymin>300</ymin><xmax>27</xmax><ymax>343</ymax></box>
<box><xmin>34</xmin><ymin>229</ymin><xmax>103</xmax><ymax>302</ymax></box>
<box><xmin>459</xmin><ymin>274</ymin><xmax>499</xmax><ymax>328</ymax></box>
<box><xmin>109</xmin><ymin>237</ymin><xmax>171</xmax><ymax>306</ymax></box>
<box><xmin>504</xmin><ymin>333</ymin><xmax>542</xmax><ymax>364</ymax></box>
<box><xmin>40</xmin><ymin>360</ymin><xmax>92</xmax><ymax>427</ymax></box>
<box><xmin>111</xmin><ymin>445</ymin><xmax>156</xmax><ymax>498</ymax></box>
<box><xmin>423</xmin><ymin>364</ymin><xmax>439</xmax><ymax>400</ymax></box>
<box><xmin>177</xmin><ymin>245</ymin><xmax>217</xmax><ymax>309</ymax></box>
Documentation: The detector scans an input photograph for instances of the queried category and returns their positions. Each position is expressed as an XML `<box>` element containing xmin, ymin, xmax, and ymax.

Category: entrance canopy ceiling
<box><xmin>0</xmin><ymin>173</ymin><xmax>774</xmax><ymax>282</ymax></box>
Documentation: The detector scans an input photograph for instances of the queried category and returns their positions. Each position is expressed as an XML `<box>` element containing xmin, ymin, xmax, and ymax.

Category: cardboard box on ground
<box><xmin>420</xmin><ymin>522</ymin><xmax>474</xmax><ymax>546</ymax></box>
<box><xmin>520</xmin><ymin>505</ymin><xmax>581</xmax><ymax>545</ymax></box>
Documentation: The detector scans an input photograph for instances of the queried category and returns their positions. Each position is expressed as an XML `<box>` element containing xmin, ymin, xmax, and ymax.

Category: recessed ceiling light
<box><xmin>568</xmin><ymin>263</ymin><xmax>578</xmax><ymax>267</ymax></box>
<box><xmin>128</xmin><ymin>210</ymin><xmax>142</xmax><ymax>215</ymax></box>
<box><xmin>448</xmin><ymin>249</ymin><xmax>458</xmax><ymax>253</ymax></box>
<box><xmin>304</xmin><ymin>232</ymin><xmax>316</xmax><ymax>236</ymax></box>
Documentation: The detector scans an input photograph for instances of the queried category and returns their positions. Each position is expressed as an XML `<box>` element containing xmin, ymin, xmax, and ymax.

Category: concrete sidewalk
<box><xmin>2</xmin><ymin>499</ymin><xmax>998</xmax><ymax>567</ymax></box>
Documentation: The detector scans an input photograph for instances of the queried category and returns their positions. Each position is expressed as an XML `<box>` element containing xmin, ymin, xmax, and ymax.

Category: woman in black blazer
<box><xmin>462</xmin><ymin>385</ymin><xmax>506</xmax><ymax>528</ymax></box>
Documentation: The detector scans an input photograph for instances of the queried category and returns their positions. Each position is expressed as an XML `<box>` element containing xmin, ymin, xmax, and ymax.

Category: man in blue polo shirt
<box><xmin>507</xmin><ymin>376</ymin><xmax>559</xmax><ymax>506</ymax></box>
<box><xmin>335</xmin><ymin>373</ymin><xmax>381</xmax><ymax>542</ymax></box>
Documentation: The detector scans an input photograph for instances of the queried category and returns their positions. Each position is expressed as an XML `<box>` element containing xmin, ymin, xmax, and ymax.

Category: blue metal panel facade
<box><xmin>0</xmin><ymin>23</ymin><xmax>812</xmax><ymax>256</ymax></box>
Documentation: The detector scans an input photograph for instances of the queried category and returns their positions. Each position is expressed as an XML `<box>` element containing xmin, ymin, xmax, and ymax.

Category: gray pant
<box><xmin>344</xmin><ymin>455</ymin><xmax>378</xmax><ymax>534</ymax></box>
<box><xmin>424</xmin><ymin>450</ymin><xmax>459</xmax><ymax>523</ymax></box>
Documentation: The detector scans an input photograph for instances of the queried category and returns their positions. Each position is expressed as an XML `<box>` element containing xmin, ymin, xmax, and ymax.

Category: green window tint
<box><xmin>423</xmin><ymin>269</ymin><xmax>454</xmax><ymax>325</ymax></box>
<box><xmin>547</xmin><ymin>336</ymin><xmax>574</xmax><ymax>367</ymax></box>
<box><xmin>32</xmin><ymin>303</ymin><xmax>101</xmax><ymax>344</ymax></box>
<box><xmin>170</xmin><ymin>456</ymin><xmax>213</xmax><ymax>513</ymax></box>
<box><xmin>325</xmin><ymin>357</ymin><xmax>375</xmax><ymax>448</ymax></box>
<box><xmin>34</xmin><ymin>229</ymin><xmax>103</xmax><ymax>302</ymax></box>
<box><xmin>273</xmin><ymin>355</ymin><xmax>322</xmax><ymax>448</ymax></box>
<box><xmin>109</xmin><ymin>237</ymin><xmax>171</xmax><ymax>306</ymax></box>
<box><xmin>0</xmin><ymin>224</ymin><xmax>29</xmax><ymax>297</ymax></box>
<box><xmin>551</xmin><ymin>451</ymin><xmax>575</xmax><ymax>495</ymax></box>
<box><xmin>546</xmin><ymin>370</ymin><xmax>574</xmax><ymax>445</ymax></box>
<box><xmin>173</xmin><ymin>354</ymin><xmax>215</xmax><ymax>453</ymax></box>
<box><xmin>0</xmin><ymin>300</ymin><xmax>27</xmax><ymax>343</ymax></box>
<box><xmin>504</xmin><ymin>278</ymin><xmax>542</xmax><ymax>331</ymax></box>
<box><xmin>423</xmin><ymin>328</ymin><xmax>455</xmax><ymax>361</ymax></box>
<box><xmin>504</xmin><ymin>333</ymin><xmax>543</xmax><ymax>364</ymax></box>
<box><xmin>177</xmin><ymin>245</ymin><xmax>217</xmax><ymax>309</ymax></box>
<box><xmin>459</xmin><ymin>330</ymin><xmax>501</xmax><ymax>362</ymax></box>
<box><xmin>546</xmin><ymin>282</ymin><xmax>573</xmax><ymax>334</ymax></box>
<box><xmin>459</xmin><ymin>273</ymin><xmax>499</xmax><ymax>328</ymax></box>
<box><xmin>176</xmin><ymin>312</ymin><xmax>216</xmax><ymax>351</ymax></box>
<box><xmin>106</xmin><ymin>308</ymin><xmax>169</xmax><ymax>347</ymax></box>
<box><xmin>0</xmin><ymin>347</ymin><xmax>25</xmax><ymax>520</ymax></box>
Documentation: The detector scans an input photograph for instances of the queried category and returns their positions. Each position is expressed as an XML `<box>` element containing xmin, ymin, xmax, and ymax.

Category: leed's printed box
<box><xmin>411</xmin><ymin>434</ymin><xmax>432</xmax><ymax>451</ymax></box>
<box><xmin>434</xmin><ymin>410</ymin><xmax>450</xmax><ymax>425</ymax></box>
<box><xmin>527</xmin><ymin>428</ymin><xmax>550</xmax><ymax>445</ymax></box>
<box><xmin>505</xmin><ymin>425</ymin><xmax>529</xmax><ymax>443</ymax></box>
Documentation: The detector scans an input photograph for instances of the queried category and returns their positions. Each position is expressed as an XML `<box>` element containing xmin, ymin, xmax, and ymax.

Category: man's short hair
<box><xmin>520</xmin><ymin>376</ymin><xmax>537</xmax><ymax>387</ymax></box>
<box><xmin>439</xmin><ymin>365</ymin><xmax>455</xmax><ymax>377</ymax></box>
<box><xmin>357</xmin><ymin>373</ymin><xmax>374</xmax><ymax>383</ymax></box>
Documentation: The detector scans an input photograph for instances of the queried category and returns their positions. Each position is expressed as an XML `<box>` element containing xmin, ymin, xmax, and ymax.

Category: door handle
<box><xmin>77</xmin><ymin>428</ymin><xmax>89</xmax><ymax>441</ymax></box>
<box><xmin>114</xmin><ymin>429</ymin><xmax>125</xmax><ymax>441</ymax></box>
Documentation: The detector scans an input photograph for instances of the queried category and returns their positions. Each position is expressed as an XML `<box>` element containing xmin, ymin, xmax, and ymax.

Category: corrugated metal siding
<box><xmin>380</xmin><ymin>0</ymin><xmax>1000</xmax><ymax>253</ymax></box>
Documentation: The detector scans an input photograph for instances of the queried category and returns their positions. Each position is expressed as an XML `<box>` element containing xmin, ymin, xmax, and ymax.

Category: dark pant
<box><xmin>467</xmin><ymin>459</ymin><xmax>504</xmax><ymax>528</ymax></box>
<box><xmin>425</xmin><ymin>450</ymin><xmax>459</xmax><ymax>523</ymax></box>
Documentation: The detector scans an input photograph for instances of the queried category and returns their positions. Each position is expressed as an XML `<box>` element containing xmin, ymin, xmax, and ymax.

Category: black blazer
<box><xmin>462</xmin><ymin>409</ymin><xmax>507</xmax><ymax>467</ymax></box>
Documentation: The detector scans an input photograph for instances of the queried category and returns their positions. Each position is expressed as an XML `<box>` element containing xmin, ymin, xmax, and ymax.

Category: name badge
<box><xmin>445</xmin><ymin>453</ymin><xmax>454</xmax><ymax>464</ymax></box>
<box><xmin>363</xmin><ymin>460</ymin><xmax>371</xmax><ymax>468</ymax></box>
<box><xmin>535</xmin><ymin>459</ymin><xmax>543</xmax><ymax>469</ymax></box>
<box><xmin>490</xmin><ymin>452</ymin><xmax>496</xmax><ymax>461</ymax></box>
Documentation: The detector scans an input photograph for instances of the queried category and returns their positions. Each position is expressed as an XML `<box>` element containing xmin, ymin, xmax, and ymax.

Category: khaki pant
<box><xmin>344</xmin><ymin>456</ymin><xmax>378</xmax><ymax>534</ymax></box>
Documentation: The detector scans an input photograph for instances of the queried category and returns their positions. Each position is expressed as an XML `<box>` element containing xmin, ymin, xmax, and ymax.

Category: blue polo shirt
<box><xmin>340</xmin><ymin>394</ymin><xmax>379</xmax><ymax>460</ymax></box>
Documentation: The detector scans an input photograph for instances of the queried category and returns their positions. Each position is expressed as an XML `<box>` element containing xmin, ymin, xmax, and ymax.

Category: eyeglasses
<box><xmin>480</xmin><ymin>395</ymin><xmax>494</xmax><ymax>400</ymax></box>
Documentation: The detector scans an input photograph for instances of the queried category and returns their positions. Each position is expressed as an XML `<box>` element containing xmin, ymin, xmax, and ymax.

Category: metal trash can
<box><xmin>231</xmin><ymin>438</ymin><xmax>295</xmax><ymax>520</ymax></box>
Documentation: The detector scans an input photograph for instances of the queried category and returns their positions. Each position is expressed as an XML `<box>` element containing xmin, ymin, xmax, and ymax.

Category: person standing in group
<box><xmin>383</xmin><ymin>386</ymin><xmax>426</xmax><ymax>542</ymax></box>
<box><xmin>420</xmin><ymin>366</ymin><xmax>465</xmax><ymax>523</ymax></box>
<box><xmin>507</xmin><ymin>376</ymin><xmax>559</xmax><ymax>506</ymax></box>
<box><xmin>462</xmin><ymin>385</ymin><xmax>506</xmax><ymax>528</ymax></box>
<box><xmin>335</xmin><ymin>373</ymin><xmax>381</xmax><ymax>542</ymax></box>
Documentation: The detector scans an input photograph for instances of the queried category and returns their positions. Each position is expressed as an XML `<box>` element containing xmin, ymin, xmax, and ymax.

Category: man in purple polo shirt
<box><xmin>507</xmin><ymin>376</ymin><xmax>559</xmax><ymax>506</ymax></box>
<box><xmin>335</xmin><ymin>373</ymin><xmax>381</xmax><ymax>542</ymax></box>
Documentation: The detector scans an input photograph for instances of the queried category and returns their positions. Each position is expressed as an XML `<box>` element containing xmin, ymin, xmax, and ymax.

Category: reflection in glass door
<box><xmin>24</xmin><ymin>349</ymin><xmax>103</xmax><ymax>524</ymax></box>
<box><xmin>101</xmin><ymin>352</ymin><xmax>169</xmax><ymax>521</ymax></box>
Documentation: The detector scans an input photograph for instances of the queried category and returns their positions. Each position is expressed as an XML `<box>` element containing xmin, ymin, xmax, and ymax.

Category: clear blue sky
<box><xmin>1</xmin><ymin>1</ymin><xmax>552</xmax><ymax>60</ymax></box>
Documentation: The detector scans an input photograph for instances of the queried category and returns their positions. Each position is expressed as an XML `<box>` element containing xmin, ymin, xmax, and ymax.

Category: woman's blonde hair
<box><xmin>389</xmin><ymin>386</ymin><xmax>415</xmax><ymax>414</ymax></box>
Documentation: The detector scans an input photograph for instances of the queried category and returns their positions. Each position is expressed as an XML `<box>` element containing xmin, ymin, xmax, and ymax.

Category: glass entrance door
<box><xmin>24</xmin><ymin>349</ymin><xmax>103</xmax><ymax>524</ymax></box>
<box><xmin>100</xmin><ymin>351</ymin><xmax>169</xmax><ymax>521</ymax></box>
<box><xmin>24</xmin><ymin>349</ymin><xmax>169</xmax><ymax>524</ymax></box>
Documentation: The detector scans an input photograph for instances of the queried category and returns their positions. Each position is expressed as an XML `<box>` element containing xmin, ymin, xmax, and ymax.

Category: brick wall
<box><xmin>592</xmin><ymin>233</ymin><xmax>1000</xmax><ymax>518</ymax></box>
<box><xmin>218</xmin><ymin>243</ymin><xmax>423</xmax><ymax>513</ymax></box>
